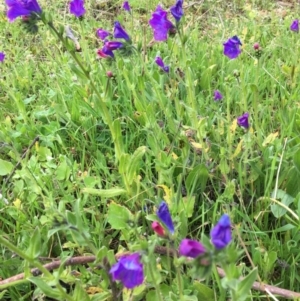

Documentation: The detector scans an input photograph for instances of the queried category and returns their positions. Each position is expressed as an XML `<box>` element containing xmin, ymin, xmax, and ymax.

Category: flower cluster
<box><xmin>97</xmin><ymin>22</ymin><xmax>131</xmax><ymax>58</ymax></box>
<box><xmin>149</xmin><ymin>0</ymin><xmax>183</xmax><ymax>42</ymax></box>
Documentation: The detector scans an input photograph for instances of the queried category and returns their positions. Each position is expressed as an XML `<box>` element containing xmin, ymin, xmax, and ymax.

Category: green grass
<box><xmin>1</xmin><ymin>0</ymin><xmax>300</xmax><ymax>300</ymax></box>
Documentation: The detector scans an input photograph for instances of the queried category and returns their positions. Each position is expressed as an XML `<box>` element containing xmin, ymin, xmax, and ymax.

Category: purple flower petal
<box><xmin>69</xmin><ymin>0</ymin><xmax>85</xmax><ymax>17</ymax></box>
<box><xmin>157</xmin><ymin>201</ymin><xmax>174</xmax><ymax>234</ymax></box>
<box><xmin>114</xmin><ymin>21</ymin><xmax>130</xmax><ymax>41</ymax></box>
<box><xmin>0</xmin><ymin>52</ymin><xmax>5</xmax><ymax>62</ymax></box>
<box><xmin>223</xmin><ymin>35</ymin><xmax>242</xmax><ymax>59</ymax></box>
<box><xmin>237</xmin><ymin>112</ymin><xmax>249</xmax><ymax>128</ymax></box>
<box><xmin>290</xmin><ymin>19</ymin><xmax>299</xmax><ymax>32</ymax></box>
<box><xmin>214</xmin><ymin>90</ymin><xmax>223</xmax><ymax>101</ymax></box>
<box><xmin>122</xmin><ymin>1</ymin><xmax>131</xmax><ymax>12</ymax></box>
<box><xmin>179</xmin><ymin>239</ymin><xmax>206</xmax><ymax>258</ymax></box>
<box><xmin>210</xmin><ymin>214</ymin><xmax>232</xmax><ymax>249</ymax></box>
<box><xmin>170</xmin><ymin>0</ymin><xmax>183</xmax><ymax>22</ymax></box>
<box><xmin>155</xmin><ymin>56</ymin><xmax>169</xmax><ymax>73</ymax></box>
<box><xmin>110</xmin><ymin>253</ymin><xmax>144</xmax><ymax>289</ymax></box>
<box><xmin>6</xmin><ymin>0</ymin><xmax>42</xmax><ymax>22</ymax></box>
<box><xmin>149</xmin><ymin>5</ymin><xmax>175</xmax><ymax>41</ymax></box>
<box><xmin>96</xmin><ymin>28</ymin><xmax>111</xmax><ymax>40</ymax></box>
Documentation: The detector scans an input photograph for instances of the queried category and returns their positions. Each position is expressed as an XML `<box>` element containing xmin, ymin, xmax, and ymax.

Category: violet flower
<box><xmin>223</xmin><ymin>35</ymin><xmax>242</xmax><ymax>59</ymax></box>
<box><xmin>105</xmin><ymin>41</ymin><xmax>124</xmax><ymax>51</ymax></box>
<box><xmin>155</xmin><ymin>56</ymin><xmax>169</xmax><ymax>73</ymax></box>
<box><xmin>96</xmin><ymin>28</ymin><xmax>111</xmax><ymax>40</ymax></box>
<box><xmin>214</xmin><ymin>90</ymin><xmax>223</xmax><ymax>101</ymax></box>
<box><xmin>170</xmin><ymin>0</ymin><xmax>184</xmax><ymax>22</ymax></box>
<box><xmin>290</xmin><ymin>19</ymin><xmax>299</xmax><ymax>32</ymax></box>
<box><xmin>6</xmin><ymin>0</ymin><xmax>42</xmax><ymax>22</ymax></box>
<box><xmin>110</xmin><ymin>253</ymin><xmax>144</xmax><ymax>289</ymax></box>
<box><xmin>122</xmin><ymin>1</ymin><xmax>131</xmax><ymax>12</ymax></box>
<box><xmin>69</xmin><ymin>0</ymin><xmax>85</xmax><ymax>18</ymax></box>
<box><xmin>114</xmin><ymin>21</ymin><xmax>130</xmax><ymax>41</ymax></box>
<box><xmin>179</xmin><ymin>239</ymin><xmax>206</xmax><ymax>258</ymax></box>
<box><xmin>157</xmin><ymin>201</ymin><xmax>174</xmax><ymax>234</ymax></box>
<box><xmin>0</xmin><ymin>52</ymin><xmax>5</xmax><ymax>62</ymax></box>
<box><xmin>237</xmin><ymin>112</ymin><xmax>249</xmax><ymax>129</ymax></box>
<box><xmin>149</xmin><ymin>5</ymin><xmax>175</xmax><ymax>41</ymax></box>
<box><xmin>210</xmin><ymin>214</ymin><xmax>232</xmax><ymax>249</ymax></box>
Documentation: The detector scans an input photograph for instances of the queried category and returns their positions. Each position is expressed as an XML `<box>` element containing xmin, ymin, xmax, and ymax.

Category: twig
<box><xmin>0</xmin><ymin>246</ymin><xmax>300</xmax><ymax>299</ymax></box>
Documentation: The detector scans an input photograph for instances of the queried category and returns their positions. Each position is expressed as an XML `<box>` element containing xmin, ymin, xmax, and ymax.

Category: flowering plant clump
<box><xmin>149</xmin><ymin>5</ymin><xmax>175</xmax><ymax>41</ymax></box>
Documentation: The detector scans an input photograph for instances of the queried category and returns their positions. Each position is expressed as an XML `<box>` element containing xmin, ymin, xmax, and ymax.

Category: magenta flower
<box><xmin>223</xmin><ymin>36</ymin><xmax>242</xmax><ymax>59</ymax></box>
<box><xmin>155</xmin><ymin>56</ymin><xmax>169</xmax><ymax>73</ymax></box>
<box><xmin>6</xmin><ymin>0</ymin><xmax>42</xmax><ymax>22</ymax></box>
<box><xmin>122</xmin><ymin>1</ymin><xmax>131</xmax><ymax>12</ymax></box>
<box><xmin>151</xmin><ymin>221</ymin><xmax>165</xmax><ymax>237</ymax></box>
<box><xmin>210</xmin><ymin>214</ymin><xmax>232</xmax><ymax>249</ymax></box>
<box><xmin>157</xmin><ymin>201</ymin><xmax>174</xmax><ymax>234</ymax></box>
<box><xmin>149</xmin><ymin>5</ymin><xmax>175</xmax><ymax>41</ymax></box>
<box><xmin>110</xmin><ymin>253</ymin><xmax>144</xmax><ymax>289</ymax></box>
<box><xmin>170</xmin><ymin>0</ymin><xmax>183</xmax><ymax>22</ymax></box>
<box><xmin>96</xmin><ymin>28</ymin><xmax>111</xmax><ymax>40</ymax></box>
<box><xmin>179</xmin><ymin>239</ymin><xmax>206</xmax><ymax>258</ymax></box>
<box><xmin>114</xmin><ymin>21</ymin><xmax>130</xmax><ymax>41</ymax></box>
<box><xmin>237</xmin><ymin>112</ymin><xmax>249</xmax><ymax>129</ymax></box>
<box><xmin>290</xmin><ymin>19</ymin><xmax>299</xmax><ymax>32</ymax></box>
<box><xmin>105</xmin><ymin>41</ymin><xmax>124</xmax><ymax>51</ymax></box>
<box><xmin>69</xmin><ymin>0</ymin><xmax>85</xmax><ymax>17</ymax></box>
<box><xmin>0</xmin><ymin>52</ymin><xmax>5</xmax><ymax>62</ymax></box>
<box><xmin>214</xmin><ymin>90</ymin><xmax>223</xmax><ymax>101</ymax></box>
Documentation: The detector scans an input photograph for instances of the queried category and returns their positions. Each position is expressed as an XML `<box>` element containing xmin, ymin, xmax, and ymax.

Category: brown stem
<box><xmin>0</xmin><ymin>247</ymin><xmax>299</xmax><ymax>299</ymax></box>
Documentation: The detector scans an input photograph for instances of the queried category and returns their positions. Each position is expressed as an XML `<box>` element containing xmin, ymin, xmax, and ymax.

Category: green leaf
<box><xmin>27</xmin><ymin>227</ymin><xmax>41</xmax><ymax>258</ymax></box>
<box><xmin>271</xmin><ymin>189</ymin><xmax>294</xmax><ymax>218</ymax></box>
<box><xmin>236</xmin><ymin>268</ymin><xmax>258</xmax><ymax>301</ymax></box>
<box><xmin>107</xmin><ymin>202</ymin><xmax>133</xmax><ymax>230</ymax></box>
<box><xmin>28</xmin><ymin>278</ymin><xmax>61</xmax><ymax>299</ymax></box>
<box><xmin>0</xmin><ymin>159</ymin><xmax>14</xmax><ymax>176</ymax></box>
<box><xmin>186</xmin><ymin>164</ymin><xmax>209</xmax><ymax>194</ymax></box>
<box><xmin>193</xmin><ymin>282</ymin><xmax>214</xmax><ymax>301</ymax></box>
<box><xmin>82</xmin><ymin>187</ymin><xmax>127</xmax><ymax>198</ymax></box>
<box><xmin>293</xmin><ymin>150</ymin><xmax>300</xmax><ymax>173</ymax></box>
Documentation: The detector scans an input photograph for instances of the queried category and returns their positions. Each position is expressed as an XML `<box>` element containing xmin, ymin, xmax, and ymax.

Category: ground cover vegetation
<box><xmin>0</xmin><ymin>0</ymin><xmax>300</xmax><ymax>300</ymax></box>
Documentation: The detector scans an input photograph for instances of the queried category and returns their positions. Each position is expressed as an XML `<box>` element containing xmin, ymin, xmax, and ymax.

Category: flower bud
<box><xmin>151</xmin><ymin>221</ymin><xmax>165</xmax><ymax>237</ymax></box>
<box><xmin>106</xmin><ymin>71</ymin><xmax>114</xmax><ymax>78</ymax></box>
<box><xmin>253</xmin><ymin>42</ymin><xmax>260</xmax><ymax>50</ymax></box>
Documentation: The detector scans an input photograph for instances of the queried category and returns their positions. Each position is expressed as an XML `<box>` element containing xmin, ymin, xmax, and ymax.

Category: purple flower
<box><xmin>155</xmin><ymin>56</ymin><xmax>169</xmax><ymax>73</ymax></box>
<box><xmin>69</xmin><ymin>0</ymin><xmax>85</xmax><ymax>17</ymax></box>
<box><xmin>149</xmin><ymin>5</ymin><xmax>175</xmax><ymax>41</ymax></box>
<box><xmin>122</xmin><ymin>1</ymin><xmax>131</xmax><ymax>12</ymax></box>
<box><xmin>214</xmin><ymin>90</ymin><xmax>223</xmax><ymax>101</ymax></box>
<box><xmin>0</xmin><ymin>52</ymin><xmax>5</xmax><ymax>62</ymax></box>
<box><xmin>105</xmin><ymin>41</ymin><xmax>124</xmax><ymax>51</ymax></box>
<box><xmin>223</xmin><ymin>36</ymin><xmax>242</xmax><ymax>59</ymax></box>
<box><xmin>290</xmin><ymin>19</ymin><xmax>299</xmax><ymax>32</ymax></box>
<box><xmin>179</xmin><ymin>239</ymin><xmax>206</xmax><ymax>258</ymax></box>
<box><xmin>210</xmin><ymin>214</ymin><xmax>232</xmax><ymax>249</ymax></box>
<box><xmin>237</xmin><ymin>112</ymin><xmax>249</xmax><ymax>129</ymax></box>
<box><xmin>157</xmin><ymin>201</ymin><xmax>174</xmax><ymax>234</ymax></box>
<box><xmin>114</xmin><ymin>21</ymin><xmax>130</xmax><ymax>41</ymax></box>
<box><xmin>96</xmin><ymin>28</ymin><xmax>111</xmax><ymax>40</ymax></box>
<box><xmin>110</xmin><ymin>253</ymin><xmax>144</xmax><ymax>289</ymax></box>
<box><xmin>170</xmin><ymin>0</ymin><xmax>184</xmax><ymax>22</ymax></box>
<box><xmin>6</xmin><ymin>0</ymin><xmax>42</xmax><ymax>22</ymax></box>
